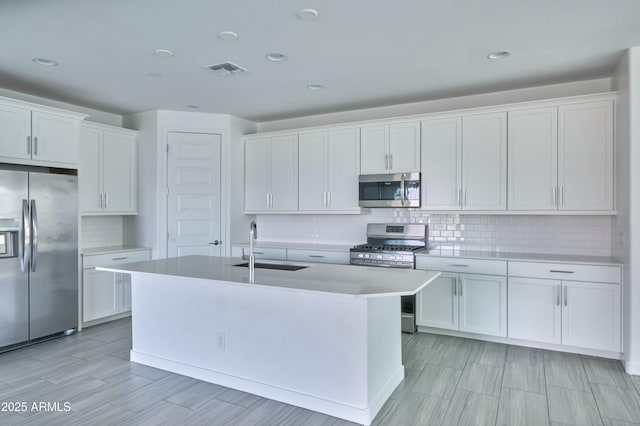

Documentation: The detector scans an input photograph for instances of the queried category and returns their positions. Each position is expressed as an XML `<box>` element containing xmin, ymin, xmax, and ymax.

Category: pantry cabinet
<box><xmin>0</xmin><ymin>97</ymin><xmax>86</xmax><ymax>167</ymax></box>
<box><xmin>421</xmin><ymin>112</ymin><xmax>507</xmax><ymax>211</ymax></box>
<box><xmin>298</xmin><ymin>128</ymin><xmax>360</xmax><ymax>212</ymax></box>
<box><xmin>245</xmin><ymin>135</ymin><xmax>298</xmax><ymax>212</ymax></box>
<box><xmin>508</xmin><ymin>101</ymin><xmax>614</xmax><ymax>211</ymax></box>
<box><xmin>80</xmin><ymin>123</ymin><xmax>137</xmax><ymax>215</ymax></box>
<box><xmin>508</xmin><ymin>261</ymin><xmax>621</xmax><ymax>352</ymax></box>
<box><xmin>360</xmin><ymin>121</ymin><xmax>420</xmax><ymax>174</ymax></box>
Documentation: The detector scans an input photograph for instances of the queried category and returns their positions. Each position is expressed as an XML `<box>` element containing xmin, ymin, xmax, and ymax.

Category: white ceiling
<box><xmin>1</xmin><ymin>0</ymin><xmax>639</xmax><ymax>122</ymax></box>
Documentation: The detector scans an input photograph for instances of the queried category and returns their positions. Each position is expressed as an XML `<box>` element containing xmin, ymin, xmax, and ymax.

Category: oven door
<box><xmin>358</xmin><ymin>173</ymin><xmax>420</xmax><ymax>207</ymax></box>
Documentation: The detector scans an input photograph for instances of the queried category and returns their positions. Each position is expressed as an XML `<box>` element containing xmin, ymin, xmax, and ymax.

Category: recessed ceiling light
<box><xmin>218</xmin><ymin>31</ymin><xmax>239</xmax><ymax>41</ymax></box>
<box><xmin>487</xmin><ymin>51</ymin><xmax>511</xmax><ymax>60</ymax></box>
<box><xmin>32</xmin><ymin>58</ymin><xmax>58</xmax><ymax>67</ymax></box>
<box><xmin>266</xmin><ymin>53</ymin><xmax>288</xmax><ymax>62</ymax></box>
<box><xmin>148</xmin><ymin>72</ymin><xmax>162</xmax><ymax>78</ymax></box>
<box><xmin>297</xmin><ymin>8</ymin><xmax>319</xmax><ymax>20</ymax></box>
<box><xmin>154</xmin><ymin>49</ymin><xmax>174</xmax><ymax>57</ymax></box>
<box><xmin>307</xmin><ymin>84</ymin><xmax>325</xmax><ymax>91</ymax></box>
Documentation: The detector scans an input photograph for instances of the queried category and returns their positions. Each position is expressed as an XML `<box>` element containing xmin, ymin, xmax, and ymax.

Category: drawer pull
<box><xmin>253</xmin><ymin>251</ymin><xmax>264</xmax><ymax>255</ymax></box>
<box><xmin>309</xmin><ymin>255</ymin><xmax>325</xmax><ymax>258</ymax></box>
<box><xmin>112</xmin><ymin>257</ymin><xmax>128</xmax><ymax>261</ymax></box>
<box><xmin>450</xmin><ymin>264</ymin><xmax>470</xmax><ymax>267</ymax></box>
<box><xmin>549</xmin><ymin>270</ymin><xmax>575</xmax><ymax>274</ymax></box>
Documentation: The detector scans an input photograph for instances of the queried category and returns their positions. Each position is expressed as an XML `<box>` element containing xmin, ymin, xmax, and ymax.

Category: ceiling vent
<box><xmin>205</xmin><ymin>61</ymin><xmax>249</xmax><ymax>76</ymax></box>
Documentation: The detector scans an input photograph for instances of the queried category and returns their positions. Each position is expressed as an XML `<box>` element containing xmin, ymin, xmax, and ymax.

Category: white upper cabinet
<box><xmin>299</xmin><ymin>128</ymin><xmax>361</xmax><ymax>212</ymax></box>
<box><xmin>80</xmin><ymin>123</ymin><xmax>137</xmax><ymax>215</ymax></box>
<box><xmin>421</xmin><ymin>113</ymin><xmax>506</xmax><ymax>211</ymax></box>
<box><xmin>421</xmin><ymin>117</ymin><xmax>462</xmax><ymax>210</ymax></box>
<box><xmin>0</xmin><ymin>98</ymin><xmax>86</xmax><ymax>167</ymax></box>
<box><xmin>245</xmin><ymin>135</ymin><xmax>298</xmax><ymax>212</ymax></box>
<box><xmin>462</xmin><ymin>112</ymin><xmax>507</xmax><ymax>210</ymax></box>
<box><xmin>508</xmin><ymin>107</ymin><xmax>558</xmax><ymax>210</ymax></box>
<box><xmin>361</xmin><ymin>121</ymin><xmax>420</xmax><ymax>174</ymax></box>
<box><xmin>558</xmin><ymin>100</ymin><xmax>614</xmax><ymax>211</ymax></box>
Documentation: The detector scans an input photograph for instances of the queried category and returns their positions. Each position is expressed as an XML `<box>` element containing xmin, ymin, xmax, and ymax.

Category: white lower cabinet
<box><xmin>416</xmin><ymin>257</ymin><xmax>507</xmax><ymax>337</ymax></box>
<box><xmin>82</xmin><ymin>248</ymin><xmax>151</xmax><ymax>324</ymax></box>
<box><xmin>508</xmin><ymin>262</ymin><xmax>621</xmax><ymax>352</ymax></box>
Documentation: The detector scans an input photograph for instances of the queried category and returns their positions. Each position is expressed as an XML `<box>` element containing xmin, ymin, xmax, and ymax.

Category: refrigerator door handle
<box><xmin>21</xmin><ymin>200</ymin><xmax>31</xmax><ymax>273</ymax></box>
<box><xmin>30</xmin><ymin>200</ymin><xmax>38</xmax><ymax>272</ymax></box>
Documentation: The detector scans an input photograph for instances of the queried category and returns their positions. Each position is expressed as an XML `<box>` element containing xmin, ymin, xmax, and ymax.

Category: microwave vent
<box><xmin>205</xmin><ymin>61</ymin><xmax>249</xmax><ymax>76</ymax></box>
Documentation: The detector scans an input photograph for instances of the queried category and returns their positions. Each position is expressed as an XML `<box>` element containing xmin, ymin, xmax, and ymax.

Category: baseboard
<box><xmin>131</xmin><ymin>350</ymin><xmax>396</xmax><ymax>425</ymax></box>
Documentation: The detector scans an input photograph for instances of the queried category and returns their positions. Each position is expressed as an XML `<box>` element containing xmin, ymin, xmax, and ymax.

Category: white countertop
<box><xmin>417</xmin><ymin>249</ymin><xmax>622</xmax><ymax>266</ymax></box>
<box><xmin>82</xmin><ymin>245</ymin><xmax>152</xmax><ymax>256</ymax></box>
<box><xmin>232</xmin><ymin>241</ymin><xmax>354</xmax><ymax>251</ymax></box>
<box><xmin>98</xmin><ymin>255</ymin><xmax>440</xmax><ymax>298</ymax></box>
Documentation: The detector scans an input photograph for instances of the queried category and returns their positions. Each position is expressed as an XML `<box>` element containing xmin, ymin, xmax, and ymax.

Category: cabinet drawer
<box><xmin>416</xmin><ymin>256</ymin><xmax>507</xmax><ymax>275</ymax></box>
<box><xmin>240</xmin><ymin>247</ymin><xmax>287</xmax><ymax>261</ymax></box>
<box><xmin>83</xmin><ymin>249</ymin><xmax>151</xmax><ymax>269</ymax></box>
<box><xmin>508</xmin><ymin>261</ymin><xmax>621</xmax><ymax>284</ymax></box>
<box><xmin>287</xmin><ymin>249</ymin><xmax>349</xmax><ymax>264</ymax></box>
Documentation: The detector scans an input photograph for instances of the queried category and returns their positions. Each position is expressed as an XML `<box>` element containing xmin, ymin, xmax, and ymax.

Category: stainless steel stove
<box><xmin>350</xmin><ymin>223</ymin><xmax>428</xmax><ymax>333</ymax></box>
<box><xmin>350</xmin><ymin>224</ymin><xmax>427</xmax><ymax>268</ymax></box>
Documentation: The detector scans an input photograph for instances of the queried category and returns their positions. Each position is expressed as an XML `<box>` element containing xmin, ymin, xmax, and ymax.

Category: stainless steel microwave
<box><xmin>358</xmin><ymin>172</ymin><xmax>420</xmax><ymax>208</ymax></box>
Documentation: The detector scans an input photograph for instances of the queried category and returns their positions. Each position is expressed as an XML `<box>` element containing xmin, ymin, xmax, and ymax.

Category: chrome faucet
<box><xmin>249</xmin><ymin>221</ymin><xmax>257</xmax><ymax>281</ymax></box>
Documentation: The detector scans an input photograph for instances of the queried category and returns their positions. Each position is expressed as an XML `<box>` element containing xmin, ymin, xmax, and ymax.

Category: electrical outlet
<box><xmin>216</xmin><ymin>332</ymin><xmax>226</xmax><ymax>350</ymax></box>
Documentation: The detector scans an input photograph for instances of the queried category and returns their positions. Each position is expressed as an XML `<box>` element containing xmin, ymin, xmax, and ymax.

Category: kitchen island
<box><xmin>98</xmin><ymin>255</ymin><xmax>440</xmax><ymax>425</ymax></box>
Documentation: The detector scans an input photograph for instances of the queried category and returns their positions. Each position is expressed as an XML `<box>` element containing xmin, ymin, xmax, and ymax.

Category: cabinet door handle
<box><xmin>112</xmin><ymin>257</ymin><xmax>128</xmax><ymax>261</ymax></box>
<box><xmin>453</xmin><ymin>279</ymin><xmax>457</xmax><ymax>296</ymax></box>
<box><xmin>384</xmin><ymin>154</ymin><xmax>389</xmax><ymax>170</ymax></box>
<box><xmin>253</xmin><ymin>251</ymin><xmax>264</xmax><ymax>255</ymax></box>
<box><xmin>27</xmin><ymin>136</ymin><xmax>31</xmax><ymax>154</ymax></box>
<box><xmin>560</xmin><ymin>186</ymin><xmax>564</xmax><ymax>206</ymax></box>
<box><xmin>309</xmin><ymin>255</ymin><xmax>325</xmax><ymax>258</ymax></box>
<box><xmin>549</xmin><ymin>270</ymin><xmax>574</xmax><ymax>274</ymax></box>
<box><xmin>459</xmin><ymin>279</ymin><xmax>462</xmax><ymax>296</ymax></box>
<box><xmin>266</xmin><ymin>194</ymin><xmax>270</xmax><ymax>208</ymax></box>
<box><xmin>457</xmin><ymin>188</ymin><xmax>462</xmax><ymax>206</ymax></box>
<box><xmin>556</xmin><ymin>284</ymin><xmax>561</xmax><ymax>306</ymax></box>
<box><xmin>323</xmin><ymin>192</ymin><xmax>327</xmax><ymax>207</ymax></box>
<box><xmin>450</xmin><ymin>264</ymin><xmax>470</xmax><ymax>267</ymax></box>
<box><xmin>270</xmin><ymin>194</ymin><xmax>274</xmax><ymax>208</ymax></box>
<box><xmin>327</xmin><ymin>191</ymin><xmax>331</xmax><ymax>207</ymax></box>
<box><xmin>553</xmin><ymin>186</ymin><xmax>557</xmax><ymax>206</ymax></box>
<box><xmin>564</xmin><ymin>286</ymin><xmax>568</xmax><ymax>306</ymax></box>
<box><xmin>33</xmin><ymin>137</ymin><xmax>38</xmax><ymax>155</ymax></box>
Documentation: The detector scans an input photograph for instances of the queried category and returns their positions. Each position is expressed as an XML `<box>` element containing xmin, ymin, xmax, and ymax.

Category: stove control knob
<box><xmin>358</xmin><ymin>253</ymin><xmax>364</xmax><ymax>258</ymax></box>
<box><xmin>376</xmin><ymin>254</ymin><xmax>383</xmax><ymax>259</ymax></box>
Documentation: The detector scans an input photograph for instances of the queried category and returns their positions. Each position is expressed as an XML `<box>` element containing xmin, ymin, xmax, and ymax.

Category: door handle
<box><xmin>27</xmin><ymin>136</ymin><xmax>31</xmax><ymax>155</ymax></box>
<box><xmin>327</xmin><ymin>191</ymin><xmax>331</xmax><ymax>207</ymax></box>
<box><xmin>556</xmin><ymin>284</ymin><xmax>561</xmax><ymax>306</ymax></box>
<box><xmin>564</xmin><ymin>286</ymin><xmax>568</xmax><ymax>307</ymax></box>
<box><xmin>384</xmin><ymin>154</ymin><xmax>389</xmax><ymax>170</ymax></box>
<box><xmin>30</xmin><ymin>200</ymin><xmax>38</xmax><ymax>272</ymax></box>
<box><xmin>453</xmin><ymin>279</ymin><xmax>457</xmax><ymax>296</ymax></box>
<box><xmin>34</xmin><ymin>137</ymin><xmax>38</xmax><ymax>155</ymax></box>
<box><xmin>209</xmin><ymin>240</ymin><xmax>221</xmax><ymax>246</ymax></box>
<box><xmin>21</xmin><ymin>200</ymin><xmax>30</xmax><ymax>273</ymax></box>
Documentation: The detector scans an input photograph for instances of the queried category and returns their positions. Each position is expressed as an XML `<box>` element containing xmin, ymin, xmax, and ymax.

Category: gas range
<box><xmin>349</xmin><ymin>224</ymin><xmax>428</xmax><ymax>268</ymax></box>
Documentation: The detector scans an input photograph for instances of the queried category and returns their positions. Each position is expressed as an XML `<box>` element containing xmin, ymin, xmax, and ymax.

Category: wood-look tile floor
<box><xmin>0</xmin><ymin>318</ymin><xmax>639</xmax><ymax>425</ymax></box>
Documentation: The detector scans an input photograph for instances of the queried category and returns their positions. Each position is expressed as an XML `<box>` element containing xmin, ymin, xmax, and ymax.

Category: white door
<box><xmin>298</xmin><ymin>132</ymin><xmax>328</xmax><ymax>211</ymax></box>
<box><xmin>327</xmin><ymin>128</ymin><xmax>360</xmax><ymax>210</ymax></box>
<box><xmin>269</xmin><ymin>135</ymin><xmax>298</xmax><ymax>211</ymax></box>
<box><xmin>508</xmin><ymin>277</ymin><xmax>562</xmax><ymax>344</ymax></box>
<box><xmin>416</xmin><ymin>273</ymin><xmax>459</xmax><ymax>330</ymax></box>
<box><xmin>360</xmin><ymin>125</ymin><xmax>389</xmax><ymax>174</ymax></box>
<box><xmin>245</xmin><ymin>138</ymin><xmax>271</xmax><ymax>212</ymax></box>
<box><xmin>462</xmin><ymin>112</ymin><xmax>507</xmax><ymax>210</ymax></box>
<box><xmin>167</xmin><ymin>132</ymin><xmax>222</xmax><ymax>258</ymax></box>
<box><xmin>31</xmin><ymin>111</ymin><xmax>79</xmax><ymax>164</ymax></box>
<box><xmin>421</xmin><ymin>117</ymin><xmax>462</xmax><ymax>210</ymax></box>
<box><xmin>558</xmin><ymin>101</ymin><xmax>614</xmax><ymax>211</ymax></box>
<box><xmin>0</xmin><ymin>103</ymin><xmax>31</xmax><ymax>160</ymax></box>
<box><xmin>79</xmin><ymin>126</ymin><xmax>103</xmax><ymax>213</ymax></box>
<box><xmin>459</xmin><ymin>274</ymin><xmax>507</xmax><ymax>337</ymax></box>
<box><xmin>103</xmin><ymin>130</ymin><xmax>136</xmax><ymax>213</ymax></box>
<box><xmin>562</xmin><ymin>281</ymin><xmax>621</xmax><ymax>352</ymax></box>
<box><xmin>508</xmin><ymin>107</ymin><xmax>558</xmax><ymax>210</ymax></box>
<box><xmin>389</xmin><ymin>122</ymin><xmax>420</xmax><ymax>172</ymax></box>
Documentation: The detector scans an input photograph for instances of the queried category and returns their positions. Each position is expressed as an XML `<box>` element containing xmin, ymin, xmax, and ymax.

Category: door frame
<box><xmin>159</xmin><ymin>126</ymin><xmax>228</xmax><ymax>259</ymax></box>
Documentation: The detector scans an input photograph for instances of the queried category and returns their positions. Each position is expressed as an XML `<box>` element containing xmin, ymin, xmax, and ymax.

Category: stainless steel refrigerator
<box><xmin>0</xmin><ymin>164</ymin><xmax>78</xmax><ymax>350</ymax></box>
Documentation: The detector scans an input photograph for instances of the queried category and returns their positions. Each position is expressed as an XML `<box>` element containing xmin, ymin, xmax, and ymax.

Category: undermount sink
<box><xmin>234</xmin><ymin>262</ymin><xmax>308</xmax><ymax>271</ymax></box>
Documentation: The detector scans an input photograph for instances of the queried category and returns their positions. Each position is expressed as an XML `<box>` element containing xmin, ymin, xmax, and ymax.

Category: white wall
<box><xmin>612</xmin><ymin>47</ymin><xmax>640</xmax><ymax>374</ymax></box>
<box><xmin>256</xmin><ymin>78</ymin><xmax>611</xmax><ymax>132</ymax></box>
<box><xmin>0</xmin><ymin>86</ymin><xmax>123</xmax><ymax>126</ymax></box>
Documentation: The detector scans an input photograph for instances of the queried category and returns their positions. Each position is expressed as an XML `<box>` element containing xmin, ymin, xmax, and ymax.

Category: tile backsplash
<box><xmin>257</xmin><ymin>210</ymin><xmax>613</xmax><ymax>256</ymax></box>
<box><xmin>81</xmin><ymin>216</ymin><xmax>124</xmax><ymax>248</ymax></box>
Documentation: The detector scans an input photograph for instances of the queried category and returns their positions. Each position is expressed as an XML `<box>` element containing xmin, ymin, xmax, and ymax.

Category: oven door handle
<box><xmin>400</xmin><ymin>174</ymin><xmax>406</xmax><ymax>206</ymax></box>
